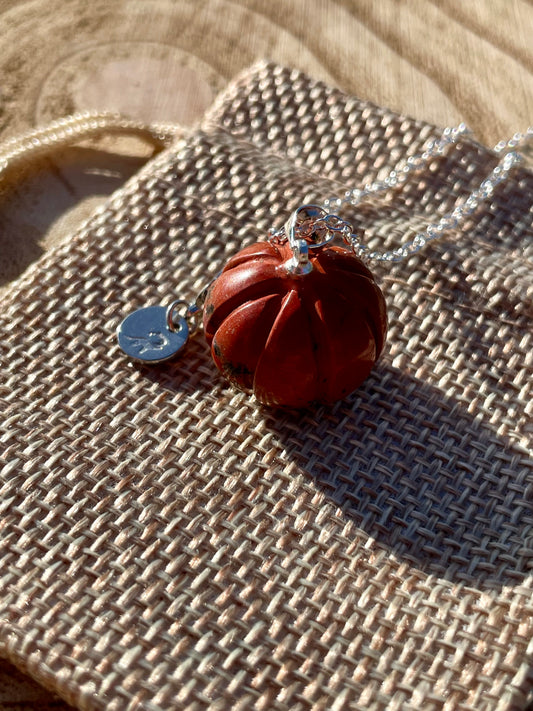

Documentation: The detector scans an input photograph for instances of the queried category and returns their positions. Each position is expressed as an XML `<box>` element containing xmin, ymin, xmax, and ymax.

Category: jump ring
<box><xmin>166</xmin><ymin>300</ymin><xmax>190</xmax><ymax>332</ymax></box>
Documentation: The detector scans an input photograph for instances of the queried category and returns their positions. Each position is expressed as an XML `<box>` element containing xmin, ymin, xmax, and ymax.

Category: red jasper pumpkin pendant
<box><xmin>203</xmin><ymin>206</ymin><xmax>387</xmax><ymax>408</ymax></box>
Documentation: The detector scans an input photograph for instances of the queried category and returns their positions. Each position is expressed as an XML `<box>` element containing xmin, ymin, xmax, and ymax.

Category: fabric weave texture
<box><xmin>1</xmin><ymin>61</ymin><xmax>532</xmax><ymax>710</ymax></box>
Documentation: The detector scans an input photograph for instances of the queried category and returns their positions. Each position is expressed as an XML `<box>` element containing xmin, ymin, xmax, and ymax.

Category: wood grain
<box><xmin>0</xmin><ymin>0</ymin><xmax>531</xmax><ymax>708</ymax></box>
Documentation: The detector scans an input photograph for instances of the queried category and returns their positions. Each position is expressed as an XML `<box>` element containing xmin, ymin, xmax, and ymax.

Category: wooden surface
<box><xmin>0</xmin><ymin>0</ymin><xmax>531</xmax><ymax>708</ymax></box>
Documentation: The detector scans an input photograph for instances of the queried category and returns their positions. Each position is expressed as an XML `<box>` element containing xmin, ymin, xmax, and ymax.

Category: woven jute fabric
<box><xmin>1</xmin><ymin>61</ymin><xmax>532</xmax><ymax>711</ymax></box>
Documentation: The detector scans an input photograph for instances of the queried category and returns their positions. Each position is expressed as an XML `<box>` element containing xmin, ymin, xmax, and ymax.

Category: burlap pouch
<box><xmin>1</xmin><ymin>61</ymin><xmax>532</xmax><ymax>710</ymax></box>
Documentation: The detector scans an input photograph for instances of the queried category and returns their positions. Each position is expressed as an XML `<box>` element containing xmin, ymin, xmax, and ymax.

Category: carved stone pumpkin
<box><xmin>203</xmin><ymin>239</ymin><xmax>387</xmax><ymax>408</ymax></box>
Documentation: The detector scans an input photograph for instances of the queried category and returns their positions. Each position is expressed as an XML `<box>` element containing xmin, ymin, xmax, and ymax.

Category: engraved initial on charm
<box><xmin>117</xmin><ymin>305</ymin><xmax>189</xmax><ymax>363</ymax></box>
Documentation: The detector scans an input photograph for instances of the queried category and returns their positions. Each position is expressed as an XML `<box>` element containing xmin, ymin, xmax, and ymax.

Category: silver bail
<box><xmin>285</xmin><ymin>205</ymin><xmax>334</xmax><ymax>250</ymax></box>
<box><xmin>286</xmin><ymin>238</ymin><xmax>312</xmax><ymax>275</ymax></box>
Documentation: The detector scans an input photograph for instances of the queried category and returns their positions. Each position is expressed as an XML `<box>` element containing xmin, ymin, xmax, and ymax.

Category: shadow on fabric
<box><xmin>260</xmin><ymin>364</ymin><xmax>533</xmax><ymax>591</ymax></box>
<box><xmin>0</xmin><ymin>146</ymin><xmax>152</xmax><ymax>288</ymax></box>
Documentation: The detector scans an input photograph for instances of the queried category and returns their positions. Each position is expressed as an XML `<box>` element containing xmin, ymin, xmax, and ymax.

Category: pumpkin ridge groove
<box><xmin>300</xmin><ymin>289</ymin><xmax>332</xmax><ymax>403</ymax></box>
<box><xmin>204</xmin><ymin>275</ymin><xmax>286</xmax><ymax>340</ymax></box>
<box><xmin>253</xmin><ymin>289</ymin><xmax>318</xmax><ymax>406</ymax></box>
<box><xmin>328</xmin><ymin>280</ymin><xmax>384</xmax><ymax>358</ymax></box>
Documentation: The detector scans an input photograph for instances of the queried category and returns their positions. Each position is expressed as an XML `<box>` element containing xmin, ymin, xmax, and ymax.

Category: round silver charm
<box><xmin>117</xmin><ymin>305</ymin><xmax>189</xmax><ymax>364</ymax></box>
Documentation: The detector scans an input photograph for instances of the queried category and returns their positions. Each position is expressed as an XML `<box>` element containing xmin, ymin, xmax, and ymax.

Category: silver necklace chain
<box><xmin>0</xmin><ymin>110</ymin><xmax>529</xmax><ymax>366</ymax></box>
<box><xmin>278</xmin><ymin>124</ymin><xmax>532</xmax><ymax>263</ymax></box>
<box><xmin>0</xmin><ymin>111</ymin><xmax>530</xmax><ymax>266</ymax></box>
